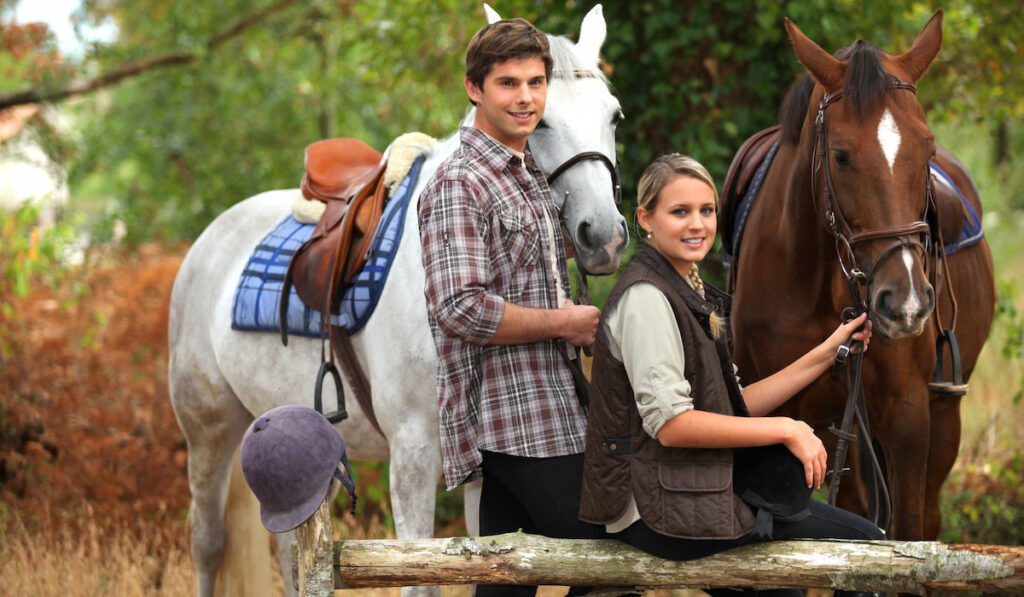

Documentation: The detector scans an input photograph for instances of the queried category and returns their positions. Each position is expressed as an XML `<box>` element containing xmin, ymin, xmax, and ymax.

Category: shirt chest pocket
<box><xmin>498</xmin><ymin>205</ymin><xmax>540</xmax><ymax>269</ymax></box>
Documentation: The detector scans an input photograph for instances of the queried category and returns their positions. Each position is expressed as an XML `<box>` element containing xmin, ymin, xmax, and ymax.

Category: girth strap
<box><xmin>329</xmin><ymin>325</ymin><xmax>385</xmax><ymax>437</ymax></box>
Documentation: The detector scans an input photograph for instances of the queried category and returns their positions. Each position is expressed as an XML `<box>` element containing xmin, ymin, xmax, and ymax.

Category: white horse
<box><xmin>168</xmin><ymin>5</ymin><xmax>626</xmax><ymax>597</ymax></box>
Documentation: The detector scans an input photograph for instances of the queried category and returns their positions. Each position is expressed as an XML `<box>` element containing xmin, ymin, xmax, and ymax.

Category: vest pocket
<box><xmin>658</xmin><ymin>461</ymin><xmax>737</xmax><ymax>538</ymax></box>
<box><xmin>658</xmin><ymin>461</ymin><xmax>732</xmax><ymax>492</ymax></box>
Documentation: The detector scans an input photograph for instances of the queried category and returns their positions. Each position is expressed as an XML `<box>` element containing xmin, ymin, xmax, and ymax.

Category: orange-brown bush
<box><xmin>0</xmin><ymin>244</ymin><xmax>191</xmax><ymax>539</ymax></box>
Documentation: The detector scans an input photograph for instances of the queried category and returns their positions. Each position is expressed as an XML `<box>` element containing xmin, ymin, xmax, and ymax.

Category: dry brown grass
<box><xmin>0</xmin><ymin>510</ymin><xmax>195</xmax><ymax>596</ymax></box>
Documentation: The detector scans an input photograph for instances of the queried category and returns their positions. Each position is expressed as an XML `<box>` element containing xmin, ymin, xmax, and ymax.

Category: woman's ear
<box><xmin>637</xmin><ymin>206</ymin><xmax>652</xmax><ymax>235</ymax></box>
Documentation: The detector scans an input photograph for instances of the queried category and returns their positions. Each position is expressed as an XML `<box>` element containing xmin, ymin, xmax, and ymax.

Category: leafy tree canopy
<box><xmin>0</xmin><ymin>0</ymin><xmax>1019</xmax><ymax>243</ymax></box>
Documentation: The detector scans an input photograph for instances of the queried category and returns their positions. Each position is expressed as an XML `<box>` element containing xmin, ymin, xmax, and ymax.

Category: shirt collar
<box><xmin>459</xmin><ymin>126</ymin><xmax>539</xmax><ymax>173</ymax></box>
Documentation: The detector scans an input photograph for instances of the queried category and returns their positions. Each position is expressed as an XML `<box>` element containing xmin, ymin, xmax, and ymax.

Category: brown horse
<box><xmin>723</xmin><ymin>11</ymin><xmax>995</xmax><ymax>541</ymax></box>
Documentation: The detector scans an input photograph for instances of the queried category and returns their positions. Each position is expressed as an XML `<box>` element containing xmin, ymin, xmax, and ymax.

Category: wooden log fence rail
<box><xmin>292</xmin><ymin>505</ymin><xmax>1024</xmax><ymax>596</ymax></box>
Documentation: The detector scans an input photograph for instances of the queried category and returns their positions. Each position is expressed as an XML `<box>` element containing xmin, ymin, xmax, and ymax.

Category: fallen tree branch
<box><xmin>0</xmin><ymin>0</ymin><xmax>302</xmax><ymax>110</ymax></box>
<box><xmin>316</xmin><ymin>533</ymin><xmax>1024</xmax><ymax>596</ymax></box>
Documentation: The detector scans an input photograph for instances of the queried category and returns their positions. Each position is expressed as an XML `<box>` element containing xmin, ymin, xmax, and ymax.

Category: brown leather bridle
<box><xmin>812</xmin><ymin>80</ymin><xmax>933</xmax><ymax>315</ymax></box>
<box><xmin>813</xmin><ymin>80</ymin><xmax>937</xmax><ymax>531</ymax></box>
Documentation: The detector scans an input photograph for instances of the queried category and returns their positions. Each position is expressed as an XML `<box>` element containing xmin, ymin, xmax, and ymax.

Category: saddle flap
<box><xmin>302</xmin><ymin>138</ymin><xmax>384</xmax><ymax>202</ymax></box>
<box><xmin>291</xmin><ymin>159</ymin><xmax>389</xmax><ymax>316</ymax></box>
<box><xmin>721</xmin><ymin>126</ymin><xmax>782</xmax><ymax>256</ymax></box>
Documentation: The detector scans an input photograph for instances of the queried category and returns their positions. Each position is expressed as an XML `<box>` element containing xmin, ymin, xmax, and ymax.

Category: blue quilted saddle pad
<box><xmin>231</xmin><ymin>155</ymin><xmax>424</xmax><ymax>336</ymax></box>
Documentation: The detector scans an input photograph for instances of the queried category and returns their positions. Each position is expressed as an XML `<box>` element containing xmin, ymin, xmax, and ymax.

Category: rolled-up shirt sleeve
<box><xmin>604</xmin><ymin>283</ymin><xmax>694</xmax><ymax>438</ymax></box>
<box><xmin>420</xmin><ymin>177</ymin><xmax>505</xmax><ymax>345</ymax></box>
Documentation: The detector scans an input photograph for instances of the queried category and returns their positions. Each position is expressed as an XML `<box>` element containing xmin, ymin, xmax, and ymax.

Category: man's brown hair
<box><xmin>465</xmin><ymin>18</ymin><xmax>553</xmax><ymax>102</ymax></box>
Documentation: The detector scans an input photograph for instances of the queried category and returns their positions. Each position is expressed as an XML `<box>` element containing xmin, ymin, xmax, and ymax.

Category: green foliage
<box><xmin>994</xmin><ymin>280</ymin><xmax>1024</xmax><ymax>404</ymax></box>
<box><xmin>69</xmin><ymin>0</ymin><xmax>479</xmax><ymax>242</ymax></box>
<box><xmin>27</xmin><ymin>0</ymin><xmax>1018</xmax><ymax>249</ymax></box>
<box><xmin>0</xmin><ymin>203</ymin><xmax>74</xmax><ymax>302</ymax></box>
<box><xmin>340</xmin><ymin>460</ymin><xmax>394</xmax><ymax>533</ymax></box>
<box><xmin>940</xmin><ymin>451</ymin><xmax>1024</xmax><ymax>545</ymax></box>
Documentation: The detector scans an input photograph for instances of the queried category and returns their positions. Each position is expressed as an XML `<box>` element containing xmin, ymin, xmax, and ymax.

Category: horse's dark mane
<box><xmin>778</xmin><ymin>40</ymin><xmax>902</xmax><ymax>143</ymax></box>
<box><xmin>779</xmin><ymin>75</ymin><xmax>815</xmax><ymax>143</ymax></box>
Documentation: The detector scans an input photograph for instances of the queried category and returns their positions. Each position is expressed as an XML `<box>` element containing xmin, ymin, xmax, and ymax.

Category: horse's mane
<box><xmin>778</xmin><ymin>40</ymin><xmax>902</xmax><ymax>144</ymax></box>
<box><xmin>546</xmin><ymin>34</ymin><xmax>609</xmax><ymax>86</ymax></box>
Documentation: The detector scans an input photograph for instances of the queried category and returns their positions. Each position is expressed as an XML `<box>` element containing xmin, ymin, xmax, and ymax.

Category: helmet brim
<box><xmin>259</xmin><ymin>470</ymin><xmax>334</xmax><ymax>533</ymax></box>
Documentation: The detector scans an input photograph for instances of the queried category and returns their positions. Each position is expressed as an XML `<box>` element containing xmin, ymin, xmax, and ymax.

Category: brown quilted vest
<box><xmin>579</xmin><ymin>244</ymin><xmax>755</xmax><ymax>539</ymax></box>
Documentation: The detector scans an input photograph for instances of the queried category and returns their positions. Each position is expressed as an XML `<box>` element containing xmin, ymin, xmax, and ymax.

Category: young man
<box><xmin>418</xmin><ymin>17</ymin><xmax>603</xmax><ymax>597</ymax></box>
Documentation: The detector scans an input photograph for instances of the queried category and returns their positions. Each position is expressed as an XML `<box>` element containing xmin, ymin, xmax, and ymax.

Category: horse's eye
<box><xmin>612</xmin><ymin>110</ymin><xmax>624</xmax><ymax>125</ymax></box>
<box><xmin>832</xmin><ymin>149</ymin><xmax>850</xmax><ymax>167</ymax></box>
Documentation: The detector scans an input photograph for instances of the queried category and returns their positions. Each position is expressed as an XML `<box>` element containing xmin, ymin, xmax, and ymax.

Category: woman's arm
<box><xmin>656</xmin><ymin>409</ymin><xmax>828</xmax><ymax>489</ymax></box>
<box><xmin>742</xmin><ymin>313</ymin><xmax>871</xmax><ymax>417</ymax></box>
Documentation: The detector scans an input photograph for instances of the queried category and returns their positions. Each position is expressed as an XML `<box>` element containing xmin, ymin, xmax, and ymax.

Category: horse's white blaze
<box><xmin>877</xmin><ymin>108</ymin><xmax>901</xmax><ymax>176</ymax></box>
<box><xmin>900</xmin><ymin>247</ymin><xmax>922</xmax><ymax>328</ymax></box>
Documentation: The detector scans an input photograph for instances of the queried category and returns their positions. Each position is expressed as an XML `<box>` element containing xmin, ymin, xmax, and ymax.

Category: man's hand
<box><xmin>559</xmin><ymin>299</ymin><xmax>600</xmax><ymax>346</ymax></box>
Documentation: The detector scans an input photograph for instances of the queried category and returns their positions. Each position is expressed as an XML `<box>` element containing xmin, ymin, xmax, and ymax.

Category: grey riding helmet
<box><xmin>240</xmin><ymin>405</ymin><xmax>357</xmax><ymax>533</ymax></box>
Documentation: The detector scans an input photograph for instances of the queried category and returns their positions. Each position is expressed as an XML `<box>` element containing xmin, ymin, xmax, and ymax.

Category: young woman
<box><xmin>579</xmin><ymin>154</ymin><xmax>883</xmax><ymax>597</ymax></box>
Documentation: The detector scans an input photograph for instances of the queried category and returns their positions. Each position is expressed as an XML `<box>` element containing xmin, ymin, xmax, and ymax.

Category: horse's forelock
<box><xmin>780</xmin><ymin>41</ymin><xmax>903</xmax><ymax>142</ymax></box>
<box><xmin>546</xmin><ymin>35</ymin><xmax>608</xmax><ymax>86</ymax></box>
<box><xmin>837</xmin><ymin>41</ymin><xmax>901</xmax><ymax>120</ymax></box>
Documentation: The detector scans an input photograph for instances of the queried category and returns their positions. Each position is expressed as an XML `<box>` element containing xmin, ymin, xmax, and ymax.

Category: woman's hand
<box><xmin>824</xmin><ymin>312</ymin><xmax>872</xmax><ymax>356</ymax></box>
<box><xmin>779</xmin><ymin>417</ymin><xmax>827</xmax><ymax>489</ymax></box>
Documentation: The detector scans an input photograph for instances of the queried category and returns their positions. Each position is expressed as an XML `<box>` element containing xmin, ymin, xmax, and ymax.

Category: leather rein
<box><xmin>813</xmin><ymin>80</ymin><xmax>936</xmax><ymax>531</ymax></box>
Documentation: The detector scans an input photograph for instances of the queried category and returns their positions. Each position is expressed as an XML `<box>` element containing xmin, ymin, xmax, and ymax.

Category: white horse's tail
<box><xmin>215</xmin><ymin>447</ymin><xmax>275</xmax><ymax>597</ymax></box>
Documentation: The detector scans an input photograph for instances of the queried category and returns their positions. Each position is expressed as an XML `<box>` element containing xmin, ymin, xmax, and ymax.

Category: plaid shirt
<box><xmin>419</xmin><ymin>127</ymin><xmax>587</xmax><ymax>489</ymax></box>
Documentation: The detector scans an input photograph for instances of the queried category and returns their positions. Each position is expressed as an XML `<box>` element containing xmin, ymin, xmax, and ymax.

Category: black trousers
<box><xmin>475</xmin><ymin>450</ymin><xmax>606</xmax><ymax>597</ymax></box>
<box><xmin>616</xmin><ymin>500</ymin><xmax>886</xmax><ymax>597</ymax></box>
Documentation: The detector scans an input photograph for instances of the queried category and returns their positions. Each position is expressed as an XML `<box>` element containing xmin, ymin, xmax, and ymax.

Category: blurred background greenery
<box><xmin>2</xmin><ymin>0</ymin><xmax>1022</xmax><ymax>560</ymax></box>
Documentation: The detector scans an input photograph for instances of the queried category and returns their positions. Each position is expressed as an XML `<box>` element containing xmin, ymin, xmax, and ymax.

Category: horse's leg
<box><xmin>388</xmin><ymin>428</ymin><xmax>444</xmax><ymax>597</ymax></box>
<box><xmin>463</xmin><ymin>478</ymin><xmax>482</xmax><ymax>536</ymax></box>
<box><xmin>924</xmin><ymin>393</ymin><xmax>963</xmax><ymax>540</ymax></box>
<box><xmin>170</xmin><ymin>357</ymin><xmax>256</xmax><ymax>597</ymax></box>
<box><xmin>879</xmin><ymin>391</ymin><xmax>932</xmax><ymax>540</ymax></box>
<box><xmin>272</xmin><ymin>530</ymin><xmax>298</xmax><ymax>596</ymax></box>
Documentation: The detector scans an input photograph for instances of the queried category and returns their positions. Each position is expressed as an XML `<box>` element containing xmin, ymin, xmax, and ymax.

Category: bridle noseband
<box><xmin>546</xmin><ymin>150</ymin><xmax>622</xmax><ymax>209</ymax></box>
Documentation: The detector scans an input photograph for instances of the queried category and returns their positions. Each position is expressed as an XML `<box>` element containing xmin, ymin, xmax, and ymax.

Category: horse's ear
<box><xmin>893</xmin><ymin>9</ymin><xmax>943</xmax><ymax>83</ymax></box>
<box><xmin>786</xmin><ymin>18</ymin><xmax>844</xmax><ymax>92</ymax></box>
<box><xmin>483</xmin><ymin>4</ymin><xmax>501</xmax><ymax>24</ymax></box>
<box><xmin>576</xmin><ymin>4</ymin><xmax>606</xmax><ymax>63</ymax></box>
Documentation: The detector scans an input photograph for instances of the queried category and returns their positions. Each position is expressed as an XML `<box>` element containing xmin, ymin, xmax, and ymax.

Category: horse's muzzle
<box><xmin>573</xmin><ymin>217</ymin><xmax>627</xmax><ymax>275</ymax></box>
<box><xmin>870</xmin><ymin>278</ymin><xmax>935</xmax><ymax>338</ymax></box>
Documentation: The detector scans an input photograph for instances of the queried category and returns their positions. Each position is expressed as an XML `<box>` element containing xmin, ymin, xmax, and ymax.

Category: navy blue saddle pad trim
<box><xmin>231</xmin><ymin>155</ymin><xmax>424</xmax><ymax>336</ymax></box>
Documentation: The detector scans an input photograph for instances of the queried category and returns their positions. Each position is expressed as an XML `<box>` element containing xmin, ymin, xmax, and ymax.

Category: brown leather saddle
<box><xmin>720</xmin><ymin>125</ymin><xmax>782</xmax><ymax>291</ymax></box>
<box><xmin>280</xmin><ymin>137</ymin><xmax>391</xmax><ymax>435</ymax></box>
<box><xmin>720</xmin><ymin>127</ymin><xmax>781</xmax><ymax>246</ymax></box>
<box><xmin>283</xmin><ymin>138</ymin><xmax>389</xmax><ymax>321</ymax></box>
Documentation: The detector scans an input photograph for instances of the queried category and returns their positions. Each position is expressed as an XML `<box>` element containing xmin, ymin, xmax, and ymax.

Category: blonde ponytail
<box><xmin>688</xmin><ymin>263</ymin><xmax>722</xmax><ymax>339</ymax></box>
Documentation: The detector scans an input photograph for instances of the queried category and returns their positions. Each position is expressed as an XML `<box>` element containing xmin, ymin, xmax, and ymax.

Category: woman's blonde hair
<box><xmin>636</xmin><ymin>154</ymin><xmax>723</xmax><ymax>338</ymax></box>
<box><xmin>636</xmin><ymin>153</ymin><xmax>719</xmax><ymax>212</ymax></box>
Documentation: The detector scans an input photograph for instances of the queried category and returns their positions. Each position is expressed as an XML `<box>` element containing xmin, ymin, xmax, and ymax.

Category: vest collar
<box><xmin>634</xmin><ymin>244</ymin><xmax>719</xmax><ymax>319</ymax></box>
